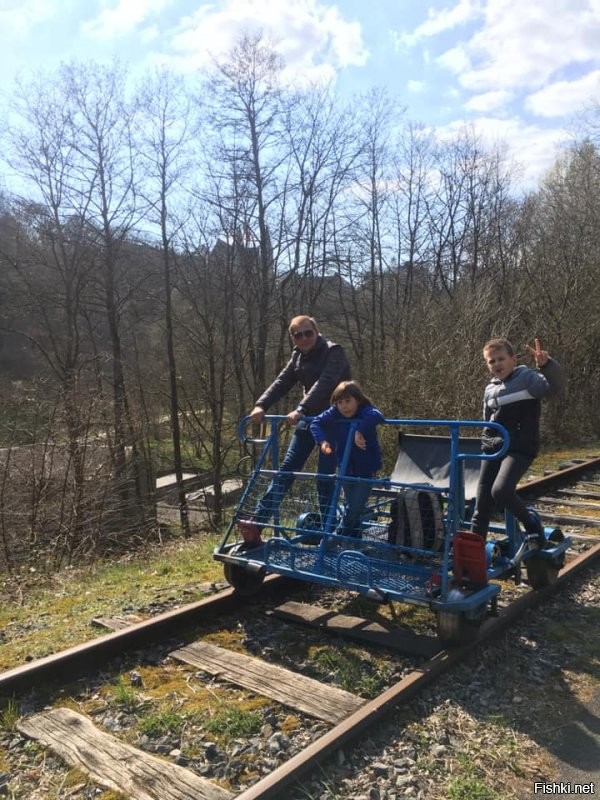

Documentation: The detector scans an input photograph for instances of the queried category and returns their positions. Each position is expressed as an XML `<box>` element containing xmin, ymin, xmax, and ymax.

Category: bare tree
<box><xmin>136</xmin><ymin>68</ymin><xmax>195</xmax><ymax>534</ymax></box>
<box><xmin>279</xmin><ymin>85</ymin><xmax>361</xmax><ymax>321</ymax></box>
<box><xmin>517</xmin><ymin>140</ymin><xmax>600</xmax><ymax>440</ymax></box>
<box><xmin>388</xmin><ymin>122</ymin><xmax>436</xmax><ymax>346</ymax></box>
<box><xmin>174</xmin><ymin>225</ymin><xmax>247</xmax><ymax>525</ymax></box>
<box><xmin>1</xmin><ymin>73</ymin><xmax>106</xmax><ymax>564</ymax></box>
<box><xmin>58</xmin><ymin>61</ymin><xmax>154</xmax><ymax>531</ymax></box>
<box><xmin>351</xmin><ymin>89</ymin><xmax>402</xmax><ymax>370</ymax></box>
<box><xmin>201</xmin><ymin>32</ymin><xmax>286</xmax><ymax>398</ymax></box>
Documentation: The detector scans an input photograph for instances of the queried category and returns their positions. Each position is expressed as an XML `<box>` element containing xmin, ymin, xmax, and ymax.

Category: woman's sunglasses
<box><xmin>292</xmin><ymin>329</ymin><xmax>316</xmax><ymax>340</ymax></box>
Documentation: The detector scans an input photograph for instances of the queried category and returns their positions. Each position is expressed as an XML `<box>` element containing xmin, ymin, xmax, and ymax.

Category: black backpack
<box><xmin>387</xmin><ymin>489</ymin><xmax>445</xmax><ymax>551</ymax></box>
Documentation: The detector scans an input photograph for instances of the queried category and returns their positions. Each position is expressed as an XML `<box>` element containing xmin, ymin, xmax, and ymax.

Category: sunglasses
<box><xmin>292</xmin><ymin>329</ymin><xmax>316</xmax><ymax>340</ymax></box>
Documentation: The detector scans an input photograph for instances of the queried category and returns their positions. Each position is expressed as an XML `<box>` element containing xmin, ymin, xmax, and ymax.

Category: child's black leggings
<box><xmin>470</xmin><ymin>452</ymin><xmax>534</xmax><ymax>538</ymax></box>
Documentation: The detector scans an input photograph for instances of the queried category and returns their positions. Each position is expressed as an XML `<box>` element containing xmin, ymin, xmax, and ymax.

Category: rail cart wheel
<box><xmin>547</xmin><ymin>527</ymin><xmax>564</xmax><ymax>548</ymax></box>
<box><xmin>296</xmin><ymin>512</ymin><xmax>323</xmax><ymax>545</ymax></box>
<box><xmin>525</xmin><ymin>555</ymin><xmax>559</xmax><ymax>590</ymax></box>
<box><xmin>436</xmin><ymin>611</ymin><xmax>482</xmax><ymax>646</ymax></box>
<box><xmin>224</xmin><ymin>561</ymin><xmax>265</xmax><ymax>596</ymax></box>
<box><xmin>224</xmin><ymin>546</ymin><xmax>266</xmax><ymax>596</ymax></box>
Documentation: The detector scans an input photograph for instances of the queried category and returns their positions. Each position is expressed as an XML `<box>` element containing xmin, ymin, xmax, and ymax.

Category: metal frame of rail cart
<box><xmin>213</xmin><ymin>416</ymin><xmax>571</xmax><ymax>645</ymax></box>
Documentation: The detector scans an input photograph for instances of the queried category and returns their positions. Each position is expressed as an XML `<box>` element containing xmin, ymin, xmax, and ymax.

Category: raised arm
<box><xmin>524</xmin><ymin>339</ymin><xmax>567</xmax><ymax>398</ymax></box>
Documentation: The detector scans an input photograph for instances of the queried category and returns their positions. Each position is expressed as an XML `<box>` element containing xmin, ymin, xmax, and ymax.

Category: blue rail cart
<box><xmin>213</xmin><ymin>417</ymin><xmax>571</xmax><ymax>645</ymax></box>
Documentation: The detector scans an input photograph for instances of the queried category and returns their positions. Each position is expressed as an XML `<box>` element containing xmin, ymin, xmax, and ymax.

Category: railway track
<box><xmin>1</xmin><ymin>457</ymin><xmax>600</xmax><ymax>800</ymax></box>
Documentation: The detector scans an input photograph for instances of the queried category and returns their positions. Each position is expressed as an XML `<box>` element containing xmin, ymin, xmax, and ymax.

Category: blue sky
<box><xmin>1</xmin><ymin>0</ymin><xmax>600</xmax><ymax>190</ymax></box>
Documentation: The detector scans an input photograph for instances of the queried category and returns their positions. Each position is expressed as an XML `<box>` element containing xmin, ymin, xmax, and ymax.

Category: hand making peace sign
<box><xmin>524</xmin><ymin>337</ymin><xmax>549</xmax><ymax>368</ymax></box>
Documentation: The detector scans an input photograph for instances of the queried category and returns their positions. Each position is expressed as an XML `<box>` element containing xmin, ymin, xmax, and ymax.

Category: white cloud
<box><xmin>82</xmin><ymin>0</ymin><xmax>169</xmax><ymax>40</ymax></box>
<box><xmin>464</xmin><ymin>89</ymin><xmax>512</xmax><ymax>112</ymax></box>
<box><xmin>321</xmin><ymin>5</ymin><xmax>366</xmax><ymax>67</ymax></box>
<box><xmin>454</xmin><ymin>0</ymin><xmax>600</xmax><ymax>93</ymax></box>
<box><xmin>437</xmin><ymin>44</ymin><xmax>471</xmax><ymax>75</ymax></box>
<box><xmin>396</xmin><ymin>0</ymin><xmax>483</xmax><ymax>48</ymax></box>
<box><xmin>166</xmin><ymin>0</ymin><xmax>368</xmax><ymax>83</ymax></box>
<box><xmin>400</xmin><ymin>0</ymin><xmax>600</xmax><ymax>187</ymax></box>
<box><xmin>525</xmin><ymin>71</ymin><xmax>600</xmax><ymax>118</ymax></box>
<box><xmin>0</xmin><ymin>0</ymin><xmax>58</xmax><ymax>37</ymax></box>
<box><xmin>407</xmin><ymin>80</ymin><xmax>425</xmax><ymax>93</ymax></box>
<box><xmin>140</xmin><ymin>24</ymin><xmax>161</xmax><ymax>45</ymax></box>
<box><xmin>402</xmin><ymin>0</ymin><xmax>600</xmax><ymax>126</ymax></box>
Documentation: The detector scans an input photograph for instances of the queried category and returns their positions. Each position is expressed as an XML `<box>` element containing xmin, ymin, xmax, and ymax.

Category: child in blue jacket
<box><xmin>310</xmin><ymin>381</ymin><xmax>384</xmax><ymax>537</ymax></box>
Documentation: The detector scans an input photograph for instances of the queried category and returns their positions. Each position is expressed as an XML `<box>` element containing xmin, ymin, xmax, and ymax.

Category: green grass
<box><xmin>443</xmin><ymin>753</ymin><xmax>505</xmax><ymax>800</ymax></box>
<box><xmin>446</xmin><ymin>776</ymin><xmax>501</xmax><ymax>800</ymax></box>
<box><xmin>204</xmin><ymin>706</ymin><xmax>263</xmax><ymax>739</ymax></box>
<box><xmin>138</xmin><ymin>709</ymin><xmax>187</xmax><ymax>737</ymax></box>
<box><xmin>485</xmin><ymin>712</ymin><xmax>509</xmax><ymax>727</ymax></box>
<box><xmin>528</xmin><ymin>442</ymin><xmax>600</xmax><ymax>477</ymax></box>
<box><xmin>312</xmin><ymin>644</ymin><xmax>391</xmax><ymax>697</ymax></box>
<box><xmin>0</xmin><ymin>531</ymin><xmax>224</xmax><ymax>670</ymax></box>
<box><xmin>145</xmin><ymin>435</ymin><xmax>214</xmax><ymax>473</ymax></box>
<box><xmin>0</xmin><ymin>699</ymin><xmax>20</xmax><ymax>732</ymax></box>
<box><xmin>108</xmin><ymin>677</ymin><xmax>144</xmax><ymax>713</ymax></box>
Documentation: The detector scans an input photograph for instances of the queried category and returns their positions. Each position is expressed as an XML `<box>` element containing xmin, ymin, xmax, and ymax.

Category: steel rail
<box><xmin>0</xmin><ymin>575</ymin><xmax>288</xmax><ymax>696</ymax></box>
<box><xmin>1</xmin><ymin>457</ymin><xmax>598</xmax><ymax>698</ymax></box>
<box><xmin>517</xmin><ymin>456</ymin><xmax>600</xmax><ymax>497</ymax></box>
<box><xmin>235</xmin><ymin>541</ymin><xmax>600</xmax><ymax>800</ymax></box>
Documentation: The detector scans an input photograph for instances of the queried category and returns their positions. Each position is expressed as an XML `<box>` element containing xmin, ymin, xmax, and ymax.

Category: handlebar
<box><xmin>238</xmin><ymin>415</ymin><xmax>285</xmax><ymax>445</ymax></box>
<box><xmin>239</xmin><ymin>415</ymin><xmax>510</xmax><ymax>461</ymax></box>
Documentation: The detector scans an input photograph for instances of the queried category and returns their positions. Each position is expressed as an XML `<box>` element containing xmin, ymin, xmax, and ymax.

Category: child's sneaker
<box><xmin>524</xmin><ymin>510</ymin><xmax>546</xmax><ymax>548</ymax></box>
<box><xmin>238</xmin><ymin>520</ymin><xmax>263</xmax><ymax>549</ymax></box>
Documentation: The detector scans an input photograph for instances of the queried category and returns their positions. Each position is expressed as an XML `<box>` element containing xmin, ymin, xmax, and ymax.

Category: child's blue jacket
<box><xmin>310</xmin><ymin>405</ymin><xmax>384</xmax><ymax>477</ymax></box>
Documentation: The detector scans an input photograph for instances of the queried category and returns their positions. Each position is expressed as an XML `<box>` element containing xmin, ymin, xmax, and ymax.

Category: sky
<box><xmin>1</xmin><ymin>0</ymin><xmax>600</xmax><ymax>191</ymax></box>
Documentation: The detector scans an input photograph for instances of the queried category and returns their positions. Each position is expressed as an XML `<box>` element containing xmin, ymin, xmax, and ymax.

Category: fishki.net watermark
<box><xmin>534</xmin><ymin>782</ymin><xmax>596</xmax><ymax>795</ymax></box>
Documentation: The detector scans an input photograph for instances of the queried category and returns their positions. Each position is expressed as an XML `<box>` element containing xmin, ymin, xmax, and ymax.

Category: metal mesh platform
<box><xmin>242</xmin><ymin>536</ymin><xmax>442</xmax><ymax>601</ymax></box>
<box><xmin>233</xmin><ymin>469</ymin><xmax>327</xmax><ymax>532</ymax></box>
<box><xmin>224</xmin><ymin>461</ymin><xmax>449</xmax><ymax>602</ymax></box>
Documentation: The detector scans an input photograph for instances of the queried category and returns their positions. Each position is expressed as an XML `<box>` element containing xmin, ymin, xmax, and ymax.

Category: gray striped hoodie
<box><xmin>481</xmin><ymin>358</ymin><xmax>566</xmax><ymax>457</ymax></box>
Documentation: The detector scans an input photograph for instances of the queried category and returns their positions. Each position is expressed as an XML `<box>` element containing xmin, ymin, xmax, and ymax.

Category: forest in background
<box><xmin>0</xmin><ymin>32</ymin><xmax>599</xmax><ymax>575</ymax></box>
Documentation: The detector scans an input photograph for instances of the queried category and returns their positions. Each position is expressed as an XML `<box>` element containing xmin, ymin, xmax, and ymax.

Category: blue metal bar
<box><xmin>321</xmin><ymin>419</ymin><xmax>359</xmax><ymax>534</ymax></box>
